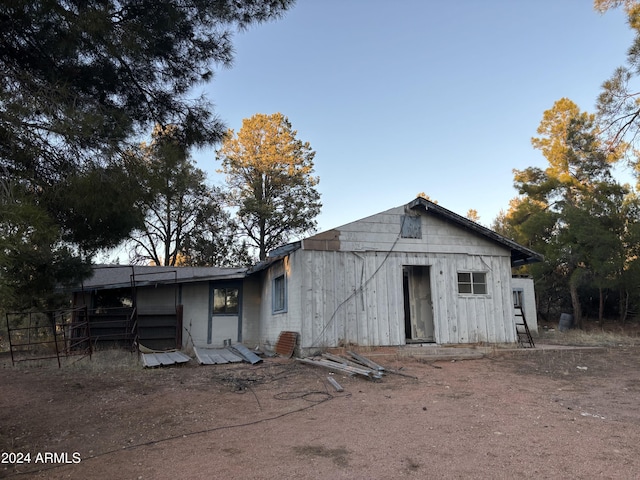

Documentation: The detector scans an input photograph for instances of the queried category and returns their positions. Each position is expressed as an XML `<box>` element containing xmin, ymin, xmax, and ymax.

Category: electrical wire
<box><xmin>3</xmin><ymin>382</ymin><xmax>341</xmax><ymax>479</ymax></box>
<box><xmin>309</xmin><ymin>215</ymin><xmax>408</xmax><ymax>348</ymax></box>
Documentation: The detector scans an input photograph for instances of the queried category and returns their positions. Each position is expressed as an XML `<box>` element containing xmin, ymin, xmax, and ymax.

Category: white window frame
<box><xmin>457</xmin><ymin>271</ymin><xmax>488</xmax><ymax>295</ymax></box>
<box><xmin>513</xmin><ymin>288</ymin><xmax>524</xmax><ymax>308</ymax></box>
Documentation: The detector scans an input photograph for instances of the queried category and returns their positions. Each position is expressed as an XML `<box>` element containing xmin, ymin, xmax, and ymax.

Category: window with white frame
<box><xmin>457</xmin><ymin>272</ymin><xmax>487</xmax><ymax>295</ymax></box>
<box><xmin>273</xmin><ymin>274</ymin><xmax>287</xmax><ymax>313</ymax></box>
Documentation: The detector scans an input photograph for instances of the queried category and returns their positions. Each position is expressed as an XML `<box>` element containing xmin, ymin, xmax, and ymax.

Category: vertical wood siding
<box><xmin>260</xmin><ymin>205</ymin><xmax>521</xmax><ymax>350</ymax></box>
<box><xmin>290</xmin><ymin>250</ymin><xmax>516</xmax><ymax>349</ymax></box>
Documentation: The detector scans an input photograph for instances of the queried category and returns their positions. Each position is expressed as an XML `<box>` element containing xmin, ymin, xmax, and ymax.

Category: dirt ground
<box><xmin>2</xmin><ymin>343</ymin><xmax>640</xmax><ymax>480</ymax></box>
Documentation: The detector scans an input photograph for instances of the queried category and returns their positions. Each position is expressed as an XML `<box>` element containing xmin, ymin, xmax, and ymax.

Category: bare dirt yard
<box><xmin>2</xmin><ymin>340</ymin><xmax>640</xmax><ymax>480</ymax></box>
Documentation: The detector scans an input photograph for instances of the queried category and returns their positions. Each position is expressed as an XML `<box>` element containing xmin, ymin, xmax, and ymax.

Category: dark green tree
<box><xmin>127</xmin><ymin>125</ymin><xmax>247</xmax><ymax>267</ymax></box>
<box><xmin>506</xmin><ymin>98</ymin><xmax>629</xmax><ymax>327</ymax></box>
<box><xmin>1</xmin><ymin>0</ymin><xmax>295</xmax><ymax>170</ymax></box>
<box><xmin>0</xmin><ymin>1</ymin><xmax>294</xmax><ymax>307</ymax></box>
<box><xmin>0</xmin><ymin>185</ymin><xmax>91</xmax><ymax>310</ymax></box>
<box><xmin>595</xmin><ymin>1</ymin><xmax>640</xmax><ymax>153</ymax></box>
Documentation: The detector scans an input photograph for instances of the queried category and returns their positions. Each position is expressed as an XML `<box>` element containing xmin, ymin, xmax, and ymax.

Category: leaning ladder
<box><xmin>514</xmin><ymin>306</ymin><xmax>535</xmax><ymax>348</ymax></box>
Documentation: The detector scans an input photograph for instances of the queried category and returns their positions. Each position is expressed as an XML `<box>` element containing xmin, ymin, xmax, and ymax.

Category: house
<box><xmin>71</xmin><ymin>197</ymin><xmax>542</xmax><ymax>354</ymax></box>
<box><xmin>252</xmin><ymin>197</ymin><xmax>541</xmax><ymax>354</ymax></box>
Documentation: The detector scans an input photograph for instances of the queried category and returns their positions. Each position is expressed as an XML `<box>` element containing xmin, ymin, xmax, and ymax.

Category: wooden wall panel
<box><xmin>262</xmin><ymin>204</ymin><xmax>522</xmax><ymax>350</ymax></box>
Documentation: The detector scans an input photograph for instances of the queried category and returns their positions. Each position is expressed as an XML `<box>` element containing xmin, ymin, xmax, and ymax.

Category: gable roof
<box><xmin>77</xmin><ymin>199</ymin><xmax>542</xmax><ymax>291</ymax></box>
<box><xmin>73</xmin><ymin>264</ymin><xmax>247</xmax><ymax>291</ymax></box>
<box><xmin>269</xmin><ymin>197</ymin><xmax>543</xmax><ymax>267</ymax></box>
<box><xmin>407</xmin><ymin>197</ymin><xmax>543</xmax><ymax>266</ymax></box>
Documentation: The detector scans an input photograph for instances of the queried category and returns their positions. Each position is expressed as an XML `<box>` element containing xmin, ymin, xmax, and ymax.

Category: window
<box><xmin>401</xmin><ymin>215</ymin><xmax>422</xmax><ymax>239</ymax></box>
<box><xmin>457</xmin><ymin>272</ymin><xmax>487</xmax><ymax>295</ymax></box>
<box><xmin>273</xmin><ymin>274</ymin><xmax>287</xmax><ymax>313</ymax></box>
<box><xmin>213</xmin><ymin>288</ymin><xmax>239</xmax><ymax>314</ymax></box>
<box><xmin>94</xmin><ymin>289</ymin><xmax>133</xmax><ymax>309</ymax></box>
<box><xmin>513</xmin><ymin>289</ymin><xmax>524</xmax><ymax>308</ymax></box>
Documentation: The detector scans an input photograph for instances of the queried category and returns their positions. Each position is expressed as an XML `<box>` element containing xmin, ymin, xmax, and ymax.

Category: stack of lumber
<box><xmin>296</xmin><ymin>350</ymin><xmax>386</xmax><ymax>380</ymax></box>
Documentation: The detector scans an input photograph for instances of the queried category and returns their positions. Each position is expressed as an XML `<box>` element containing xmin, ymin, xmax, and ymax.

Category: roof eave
<box><xmin>408</xmin><ymin>197</ymin><xmax>544</xmax><ymax>267</ymax></box>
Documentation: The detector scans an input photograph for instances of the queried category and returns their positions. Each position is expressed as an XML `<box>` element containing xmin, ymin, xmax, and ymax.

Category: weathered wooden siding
<box><xmin>261</xmin><ymin>205</ymin><xmax>521</xmax><ymax>350</ymax></box>
<box><xmin>306</xmin><ymin>206</ymin><xmax>507</xmax><ymax>257</ymax></box>
<box><xmin>285</xmin><ymin>250</ymin><xmax>516</xmax><ymax>350</ymax></box>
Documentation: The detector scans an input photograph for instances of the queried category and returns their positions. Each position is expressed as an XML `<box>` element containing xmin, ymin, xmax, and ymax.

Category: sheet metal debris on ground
<box><xmin>228</xmin><ymin>344</ymin><xmax>263</xmax><ymax>365</ymax></box>
<box><xmin>141</xmin><ymin>351</ymin><xmax>191</xmax><ymax>368</ymax></box>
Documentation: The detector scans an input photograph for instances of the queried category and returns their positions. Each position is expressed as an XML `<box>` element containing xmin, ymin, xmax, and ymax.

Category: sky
<box><xmin>192</xmin><ymin>0</ymin><xmax>636</xmax><ymax>233</ymax></box>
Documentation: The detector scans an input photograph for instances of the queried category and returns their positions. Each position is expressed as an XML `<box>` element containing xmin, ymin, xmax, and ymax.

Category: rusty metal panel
<box><xmin>275</xmin><ymin>331</ymin><xmax>298</xmax><ymax>358</ymax></box>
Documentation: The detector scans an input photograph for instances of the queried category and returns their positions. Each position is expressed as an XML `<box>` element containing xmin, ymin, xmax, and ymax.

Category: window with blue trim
<box><xmin>273</xmin><ymin>274</ymin><xmax>287</xmax><ymax>313</ymax></box>
<box><xmin>213</xmin><ymin>287</ymin><xmax>239</xmax><ymax>314</ymax></box>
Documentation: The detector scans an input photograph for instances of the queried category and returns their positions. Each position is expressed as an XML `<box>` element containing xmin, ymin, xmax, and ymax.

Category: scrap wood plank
<box><xmin>327</xmin><ymin>376</ymin><xmax>344</xmax><ymax>392</ymax></box>
<box><xmin>296</xmin><ymin>357</ymin><xmax>382</xmax><ymax>380</ymax></box>
<box><xmin>346</xmin><ymin>350</ymin><xmax>418</xmax><ymax>379</ymax></box>
<box><xmin>322</xmin><ymin>353</ymin><xmax>370</xmax><ymax>370</ymax></box>
<box><xmin>347</xmin><ymin>351</ymin><xmax>385</xmax><ymax>371</ymax></box>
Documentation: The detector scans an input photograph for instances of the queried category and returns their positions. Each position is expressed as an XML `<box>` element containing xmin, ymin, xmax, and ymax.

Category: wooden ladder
<box><xmin>514</xmin><ymin>306</ymin><xmax>535</xmax><ymax>348</ymax></box>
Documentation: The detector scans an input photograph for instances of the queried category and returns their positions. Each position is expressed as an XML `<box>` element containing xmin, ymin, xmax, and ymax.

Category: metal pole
<box><xmin>51</xmin><ymin>312</ymin><xmax>61</xmax><ymax>368</ymax></box>
<box><xmin>6</xmin><ymin>312</ymin><xmax>15</xmax><ymax>367</ymax></box>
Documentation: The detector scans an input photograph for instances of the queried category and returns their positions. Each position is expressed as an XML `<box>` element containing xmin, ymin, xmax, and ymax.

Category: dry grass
<box><xmin>2</xmin><ymin>347</ymin><xmax>140</xmax><ymax>371</ymax></box>
<box><xmin>535</xmin><ymin>324</ymin><xmax>640</xmax><ymax>347</ymax></box>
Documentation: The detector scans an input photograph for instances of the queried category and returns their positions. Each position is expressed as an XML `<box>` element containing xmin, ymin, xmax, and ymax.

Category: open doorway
<box><xmin>403</xmin><ymin>266</ymin><xmax>435</xmax><ymax>343</ymax></box>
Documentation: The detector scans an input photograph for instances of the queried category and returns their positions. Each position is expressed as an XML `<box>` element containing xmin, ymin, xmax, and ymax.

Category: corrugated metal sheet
<box><xmin>75</xmin><ymin>264</ymin><xmax>247</xmax><ymax>291</ymax></box>
<box><xmin>194</xmin><ymin>347</ymin><xmax>243</xmax><ymax>365</ymax></box>
<box><xmin>142</xmin><ymin>351</ymin><xmax>191</xmax><ymax>368</ymax></box>
<box><xmin>275</xmin><ymin>331</ymin><xmax>298</xmax><ymax>358</ymax></box>
<box><xmin>229</xmin><ymin>344</ymin><xmax>263</xmax><ymax>364</ymax></box>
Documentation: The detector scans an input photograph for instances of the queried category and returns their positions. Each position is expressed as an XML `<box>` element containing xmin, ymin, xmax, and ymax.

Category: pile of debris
<box><xmin>297</xmin><ymin>350</ymin><xmax>414</xmax><ymax>382</ymax></box>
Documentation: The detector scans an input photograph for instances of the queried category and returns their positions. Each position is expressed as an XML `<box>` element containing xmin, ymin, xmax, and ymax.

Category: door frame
<box><xmin>403</xmin><ymin>265</ymin><xmax>436</xmax><ymax>343</ymax></box>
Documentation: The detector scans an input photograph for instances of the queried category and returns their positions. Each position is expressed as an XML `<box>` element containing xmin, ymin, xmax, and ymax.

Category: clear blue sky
<box><xmin>193</xmin><ymin>0</ymin><xmax>635</xmax><ymax>233</ymax></box>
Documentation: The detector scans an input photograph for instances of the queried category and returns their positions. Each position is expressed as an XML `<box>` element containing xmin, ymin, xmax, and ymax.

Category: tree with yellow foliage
<box><xmin>465</xmin><ymin>209</ymin><xmax>480</xmax><ymax>223</ymax></box>
<box><xmin>217</xmin><ymin>113</ymin><xmax>322</xmax><ymax>260</ymax></box>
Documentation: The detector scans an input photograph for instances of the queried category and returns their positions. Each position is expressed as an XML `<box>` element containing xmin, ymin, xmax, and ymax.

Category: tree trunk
<box><xmin>620</xmin><ymin>289</ymin><xmax>629</xmax><ymax>324</ymax></box>
<box><xmin>569</xmin><ymin>280</ymin><xmax>583</xmax><ymax>329</ymax></box>
<box><xmin>598</xmin><ymin>287</ymin><xmax>604</xmax><ymax>324</ymax></box>
<box><xmin>259</xmin><ymin>217</ymin><xmax>267</xmax><ymax>261</ymax></box>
